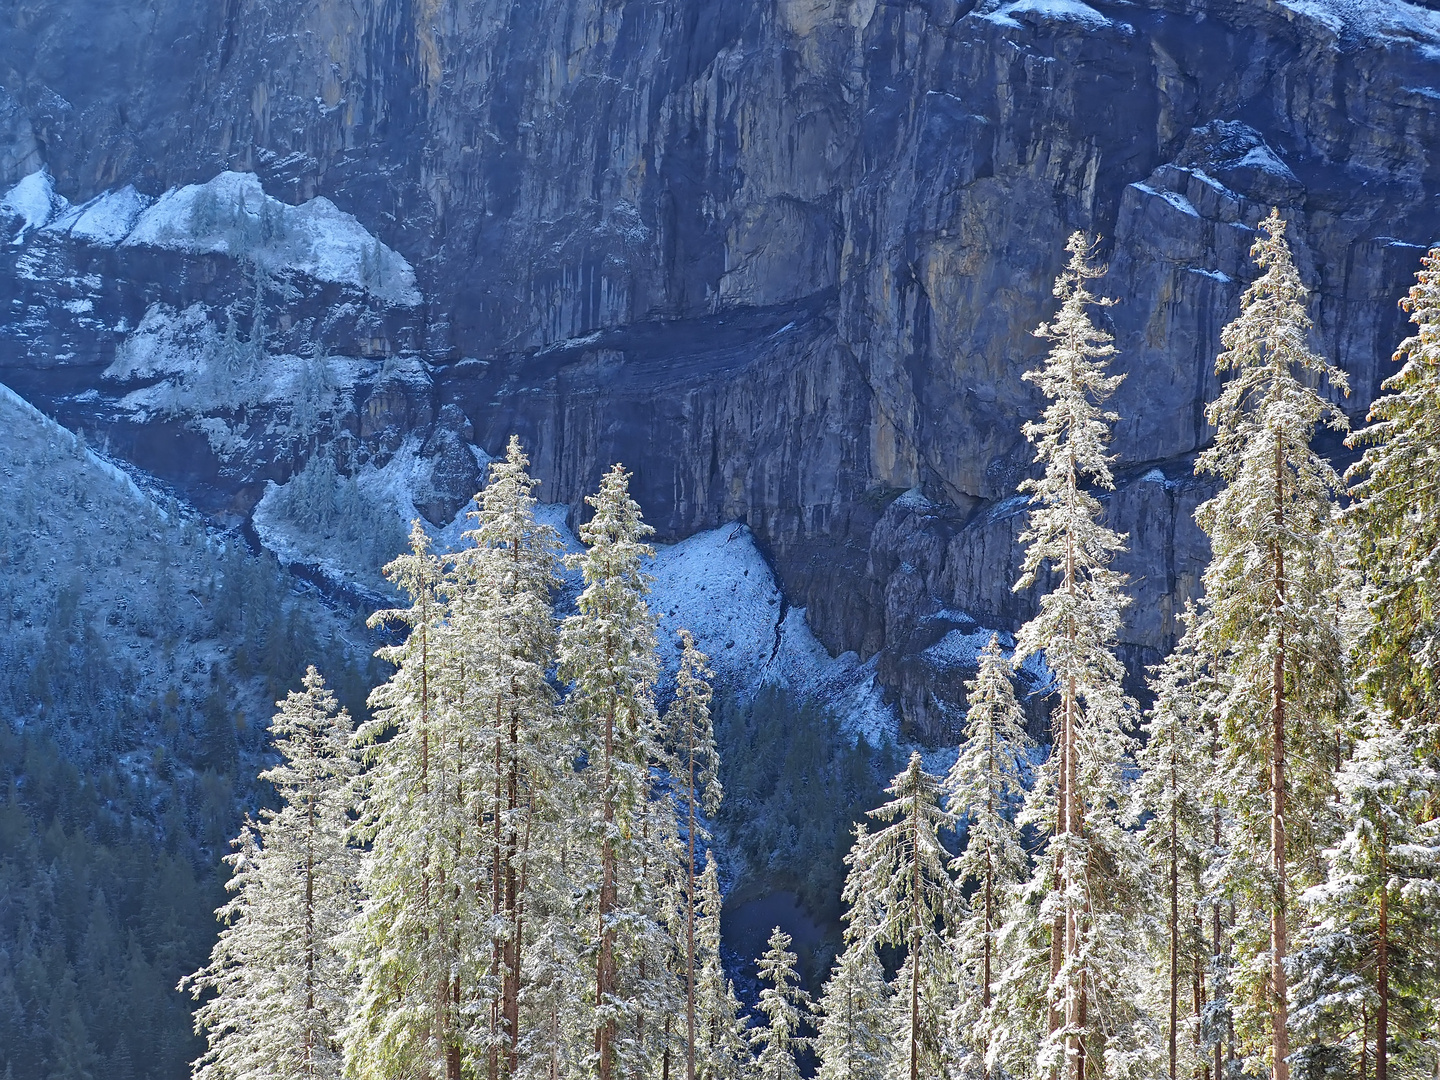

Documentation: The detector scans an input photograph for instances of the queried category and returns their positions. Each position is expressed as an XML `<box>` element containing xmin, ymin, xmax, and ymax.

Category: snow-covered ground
<box><xmin>647</xmin><ymin>523</ymin><xmax>899</xmax><ymax>747</ymax></box>
<box><xmin>0</xmin><ymin>379</ymin><xmax>354</xmax><ymax>739</ymax></box>
<box><xmin>101</xmin><ymin>301</ymin><xmax>370</xmax><ymax>458</ymax></box>
<box><xmin>980</xmin><ymin>0</ymin><xmax>1126</xmax><ymax>32</ymax></box>
<box><xmin>0</xmin><ymin>168</ymin><xmax>419</xmax><ymax>305</ymax></box>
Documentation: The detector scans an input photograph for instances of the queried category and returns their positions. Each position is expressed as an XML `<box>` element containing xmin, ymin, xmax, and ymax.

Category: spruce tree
<box><xmin>662</xmin><ymin>629</ymin><xmax>724</xmax><ymax>1080</ymax></box>
<box><xmin>1135</xmin><ymin>618</ymin><xmax>1214</xmax><ymax>1080</ymax></box>
<box><xmin>557</xmin><ymin>464</ymin><xmax>664</xmax><ymax>1080</ymax></box>
<box><xmin>1346</xmin><ymin>244</ymin><xmax>1440</xmax><ymax>754</ymax></box>
<box><xmin>1293</xmin><ymin>711</ymin><xmax>1440</xmax><ymax>1080</ymax></box>
<box><xmin>1340</xmin><ymin>243</ymin><xmax>1440</xmax><ymax>1080</ymax></box>
<box><xmin>347</xmin><ymin>525</ymin><xmax>488</xmax><ymax>1080</ymax></box>
<box><xmin>1193</xmin><ymin>209</ymin><xmax>1351</xmax><ymax>1080</ymax></box>
<box><xmin>1011</xmin><ymin>231</ymin><xmax>1152</xmax><ymax>1080</ymax></box>
<box><xmin>182</xmin><ymin>667</ymin><xmax>359</xmax><ymax>1080</ymax></box>
<box><xmin>946</xmin><ymin>635</ymin><xmax>1032</xmax><ymax>1074</ymax></box>
<box><xmin>694</xmin><ymin>853</ymin><xmax>748</xmax><ymax>1080</ymax></box>
<box><xmin>814</xmin><ymin>940</ymin><xmax>889</xmax><ymax>1080</ymax></box>
<box><xmin>750</xmin><ymin>927</ymin><xmax>813</xmax><ymax>1080</ymax></box>
<box><xmin>839</xmin><ymin>753</ymin><xmax>954</xmax><ymax>1080</ymax></box>
<box><xmin>450</xmin><ymin>436</ymin><xmax>563</xmax><ymax>1079</ymax></box>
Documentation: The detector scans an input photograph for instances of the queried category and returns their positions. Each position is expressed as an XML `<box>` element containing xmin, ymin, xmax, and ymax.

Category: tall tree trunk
<box><xmin>503</xmin><ymin>697</ymin><xmax>521</xmax><ymax>1078</ymax></box>
<box><xmin>598</xmin><ymin>689</ymin><xmax>618</xmax><ymax>1080</ymax></box>
<box><xmin>686</xmin><ymin>729</ymin><xmax>698</xmax><ymax>1080</ymax></box>
<box><xmin>1170</xmin><ymin>791</ymin><xmax>1180</xmax><ymax>1080</ymax></box>
<box><xmin>1270</xmin><ymin>443</ymin><xmax>1289</xmax><ymax>1080</ymax></box>
<box><xmin>1193</xmin><ymin>905</ymin><xmax>1205</xmax><ymax>1080</ymax></box>
<box><xmin>912</xmin><ymin>807</ymin><xmax>922</xmax><ymax>1080</ymax></box>
<box><xmin>1377</xmin><ymin>818</ymin><xmax>1389</xmax><ymax>1080</ymax></box>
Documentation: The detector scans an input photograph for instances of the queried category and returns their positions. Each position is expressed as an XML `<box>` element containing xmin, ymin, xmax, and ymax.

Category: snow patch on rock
<box><xmin>981</xmin><ymin>0</ymin><xmax>1117</xmax><ymax>31</ymax></box>
<box><xmin>1278</xmin><ymin>0</ymin><xmax>1440</xmax><ymax>48</ymax></box>
<box><xmin>647</xmin><ymin>523</ymin><xmax>899</xmax><ymax>747</ymax></box>
<box><xmin>45</xmin><ymin>185</ymin><xmax>152</xmax><ymax>245</ymax></box>
<box><xmin>1</xmin><ymin>169</ymin><xmax>68</xmax><ymax>243</ymax></box>
<box><xmin>123</xmin><ymin>172</ymin><xmax>420</xmax><ymax>306</ymax></box>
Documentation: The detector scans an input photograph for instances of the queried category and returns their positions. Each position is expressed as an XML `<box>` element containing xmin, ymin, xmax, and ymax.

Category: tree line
<box><xmin>184</xmin><ymin>210</ymin><xmax>1440</xmax><ymax>1080</ymax></box>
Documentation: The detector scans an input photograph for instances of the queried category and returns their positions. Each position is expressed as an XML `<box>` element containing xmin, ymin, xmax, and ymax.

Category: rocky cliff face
<box><xmin>3</xmin><ymin>0</ymin><xmax>1439</xmax><ymax>740</ymax></box>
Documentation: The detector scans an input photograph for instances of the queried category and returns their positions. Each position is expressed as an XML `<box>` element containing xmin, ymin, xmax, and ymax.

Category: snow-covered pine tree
<box><xmin>751</xmin><ymin>927</ymin><xmax>813</xmax><ymax>1080</ymax></box>
<box><xmin>814</xmin><ymin>938</ymin><xmax>889</xmax><ymax>1080</ymax></box>
<box><xmin>1011</xmin><ymin>231</ymin><xmax>1152</xmax><ymax>1080</ymax></box>
<box><xmin>514</xmin><ymin>828</ymin><xmax>588</xmax><ymax>1080</ymax></box>
<box><xmin>1292</xmin><ymin>710</ymin><xmax>1440</xmax><ymax>1080</ymax></box>
<box><xmin>1193</xmin><ymin>209</ymin><xmax>1351</xmax><ymax>1080</ymax></box>
<box><xmin>347</xmin><ymin>524</ymin><xmax>489</xmax><ymax>1080</ymax></box>
<box><xmin>1135</xmin><ymin>615</ymin><xmax>1214</xmax><ymax>1080</ymax></box>
<box><xmin>946</xmin><ymin>634</ymin><xmax>1032</xmax><ymax>1074</ymax></box>
<box><xmin>181</xmin><ymin>666</ymin><xmax>359</xmax><ymax>1080</ymax></box>
<box><xmin>556</xmin><ymin>464</ymin><xmax>665</xmax><ymax>1080</ymax></box>
<box><xmin>449</xmin><ymin>435</ymin><xmax>563</xmax><ymax>1079</ymax></box>
<box><xmin>840</xmin><ymin>752</ymin><xmax>954</xmax><ymax>1080</ymax></box>
<box><xmin>662</xmin><ymin>629</ymin><xmax>724</xmax><ymax>1080</ymax></box>
<box><xmin>1346</xmin><ymin>244</ymin><xmax>1440</xmax><ymax>757</ymax></box>
<box><xmin>1338</xmin><ymin>244</ymin><xmax>1440</xmax><ymax>1080</ymax></box>
<box><xmin>694</xmin><ymin>853</ymin><xmax>748</xmax><ymax>1080</ymax></box>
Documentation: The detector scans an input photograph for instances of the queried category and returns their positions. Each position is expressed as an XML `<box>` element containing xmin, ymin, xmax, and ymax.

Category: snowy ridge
<box><xmin>980</xmin><ymin>0</ymin><xmax>1121</xmax><ymax>32</ymax></box>
<box><xmin>45</xmin><ymin>185</ymin><xmax>152</xmax><ymax>245</ymax></box>
<box><xmin>0</xmin><ymin>379</ymin><xmax>162</xmax><ymax>516</ymax></box>
<box><xmin>1277</xmin><ymin>0</ymin><xmax>1440</xmax><ymax>50</ymax></box>
<box><xmin>0</xmin><ymin>167</ymin><xmax>419</xmax><ymax>305</ymax></box>
<box><xmin>123</xmin><ymin>172</ymin><xmax>420</xmax><ymax>306</ymax></box>
<box><xmin>0</xmin><ymin>170</ymin><xmax>68</xmax><ymax>244</ymax></box>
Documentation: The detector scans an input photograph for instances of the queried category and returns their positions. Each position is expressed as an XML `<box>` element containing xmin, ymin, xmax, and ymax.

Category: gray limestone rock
<box><xmin>3</xmin><ymin>0</ymin><xmax>1439</xmax><ymax>740</ymax></box>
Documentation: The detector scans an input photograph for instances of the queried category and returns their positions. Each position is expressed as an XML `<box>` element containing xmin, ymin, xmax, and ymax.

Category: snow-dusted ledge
<box><xmin>0</xmin><ymin>168</ymin><xmax>420</xmax><ymax>306</ymax></box>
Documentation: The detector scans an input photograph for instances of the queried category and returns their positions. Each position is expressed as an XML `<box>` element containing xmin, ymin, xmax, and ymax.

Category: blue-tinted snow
<box><xmin>1130</xmin><ymin>182</ymin><xmax>1201</xmax><ymax>219</ymax></box>
<box><xmin>981</xmin><ymin>0</ymin><xmax>1117</xmax><ymax>31</ymax></box>
<box><xmin>1278</xmin><ymin>0</ymin><xmax>1440</xmax><ymax>51</ymax></box>
<box><xmin>44</xmin><ymin>186</ymin><xmax>152</xmax><ymax>245</ymax></box>
<box><xmin>122</xmin><ymin>171</ymin><xmax>420</xmax><ymax>306</ymax></box>
<box><xmin>1</xmin><ymin>170</ymin><xmax>68</xmax><ymax>243</ymax></box>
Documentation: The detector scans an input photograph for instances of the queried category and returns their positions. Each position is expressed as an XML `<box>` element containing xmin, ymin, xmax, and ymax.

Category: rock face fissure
<box><xmin>3</xmin><ymin>0</ymin><xmax>1438</xmax><ymax>740</ymax></box>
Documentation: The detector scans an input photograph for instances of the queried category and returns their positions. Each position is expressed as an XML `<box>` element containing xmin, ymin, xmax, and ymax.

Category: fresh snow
<box><xmin>0</xmin><ymin>170</ymin><xmax>68</xmax><ymax>243</ymax></box>
<box><xmin>1233</xmin><ymin>144</ymin><xmax>1300</xmax><ymax>183</ymax></box>
<box><xmin>0</xmin><ymin>380</ymin><xmax>157</xmax><ymax>512</ymax></box>
<box><xmin>45</xmin><ymin>185</ymin><xmax>152</xmax><ymax>244</ymax></box>
<box><xmin>123</xmin><ymin>171</ymin><xmax>420</xmax><ymax>306</ymax></box>
<box><xmin>647</xmin><ymin>523</ymin><xmax>899</xmax><ymax>747</ymax></box>
<box><xmin>981</xmin><ymin>0</ymin><xmax>1117</xmax><ymax>31</ymax></box>
<box><xmin>104</xmin><ymin>303</ymin><xmax>366</xmax><ymax>448</ymax></box>
<box><xmin>1131</xmin><ymin>182</ymin><xmax>1201</xmax><ymax>219</ymax></box>
<box><xmin>1278</xmin><ymin>0</ymin><xmax>1440</xmax><ymax>48</ymax></box>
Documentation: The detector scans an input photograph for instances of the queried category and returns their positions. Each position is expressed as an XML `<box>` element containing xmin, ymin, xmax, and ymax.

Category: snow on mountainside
<box><xmin>0</xmin><ymin>380</ymin><xmax>361</xmax><ymax>743</ymax></box>
<box><xmin>0</xmin><ymin>168</ymin><xmax>420</xmax><ymax>305</ymax></box>
<box><xmin>1276</xmin><ymin>0</ymin><xmax>1440</xmax><ymax>48</ymax></box>
<box><xmin>0</xmin><ymin>169</ymin><xmax>68</xmax><ymax>244</ymax></box>
<box><xmin>648</xmin><ymin>523</ymin><xmax>900</xmax><ymax>748</ymax></box>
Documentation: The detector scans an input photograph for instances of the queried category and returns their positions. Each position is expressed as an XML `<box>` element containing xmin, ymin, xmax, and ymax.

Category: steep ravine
<box><xmin>3</xmin><ymin>0</ymin><xmax>1439</xmax><ymax>739</ymax></box>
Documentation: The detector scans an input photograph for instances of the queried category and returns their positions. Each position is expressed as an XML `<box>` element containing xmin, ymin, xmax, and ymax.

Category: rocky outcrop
<box><xmin>3</xmin><ymin>0</ymin><xmax>1439</xmax><ymax>740</ymax></box>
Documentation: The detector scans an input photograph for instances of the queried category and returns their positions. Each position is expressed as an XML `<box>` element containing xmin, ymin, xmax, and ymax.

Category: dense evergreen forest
<box><xmin>6</xmin><ymin>211</ymin><xmax>1440</xmax><ymax>1080</ymax></box>
<box><xmin>176</xmin><ymin>216</ymin><xmax>1440</xmax><ymax>1080</ymax></box>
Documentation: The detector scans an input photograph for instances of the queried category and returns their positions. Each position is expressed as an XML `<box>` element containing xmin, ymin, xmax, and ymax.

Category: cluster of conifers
<box><xmin>181</xmin><ymin>210</ymin><xmax>1440</xmax><ymax>1080</ymax></box>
